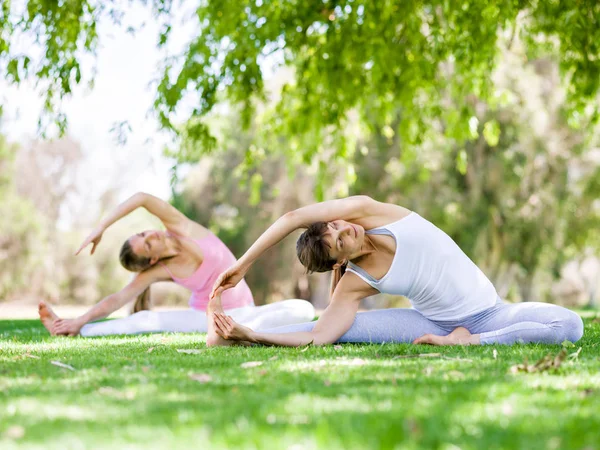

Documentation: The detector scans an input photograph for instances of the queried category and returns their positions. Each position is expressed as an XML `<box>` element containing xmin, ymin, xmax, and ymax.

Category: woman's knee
<box><xmin>283</xmin><ymin>299</ymin><xmax>316</xmax><ymax>321</ymax></box>
<box><xmin>131</xmin><ymin>310</ymin><xmax>154</xmax><ymax>320</ymax></box>
<box><xmin>130</xmin><ymin>310</ymin><xmax>160</xmax><ymax>329</ymax></box>
<box><xmin>556</xmin><ymin>310</ymin><xmax>584</xmax><ymax>343</ymax></box>
<box><xmin>299</xmin><ymin>300</ymin><xmax>316</xmax><ymax>320</ymax></box>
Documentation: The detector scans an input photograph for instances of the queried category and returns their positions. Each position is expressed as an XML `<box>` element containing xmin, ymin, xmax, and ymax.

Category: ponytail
<box><xmin>132</xmin><ymin>287</ymin><xmax>152</xmax><ymax>313</ymax></box>
<box><xmin>329</xmin><ymin>264</ymin><xmax>347</xmax><ymax>298</ymax></box>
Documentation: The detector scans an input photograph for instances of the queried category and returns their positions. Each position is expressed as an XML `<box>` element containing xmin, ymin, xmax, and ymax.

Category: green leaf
<box><xmin>249</xmin><ymin>173</ymin><xmax>263</xmax><ymax>206</ymax></box>
<box><xmin>483</xmin><ymin>120</ymin><xmax>501</xmax><ymax>147</ymax></box>
<box><xmin>468</xmin><ymin>116</ymin><xmax>479</xmax><ymax>140</ymax></box>
<box><xmin>7</xmin><ymin>58</ymin><xmax>19</xmax><ymax>82</ymax></box>
<box><xmin>456</xmin><ymin>149</ymin><xmax>468</xmax><ymax>175</ymax></box>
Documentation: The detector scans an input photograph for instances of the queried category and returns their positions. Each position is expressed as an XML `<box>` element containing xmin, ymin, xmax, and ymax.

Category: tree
<box><xmin>15</xmin><ymin>137</ymin><xmax>83</xmax><ymax>224</ymax></box>
<box><xmin>0</xmin><ymin>135</ymin><xmax>48</xmax><ymax>300</ymax></box>
<box><xmin>0</xmin><ymin>134</ymin><xmax>147</xmax><ymax>305</ymax></box>
<box><xmin>1</xmin><ymin>1</ymin><xmax>599</xmax><ymax>167</ymax></box>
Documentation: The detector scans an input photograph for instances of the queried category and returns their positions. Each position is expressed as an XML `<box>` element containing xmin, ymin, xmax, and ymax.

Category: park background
<box><xmin>2</xmin><ymin>2</ymin><xmax>600</xmax><ymax>449</ymax></box>
<box><xmin>1</xmin><ymin>1</ymin><xmax>599</xmax><ymax>316</ymax></box>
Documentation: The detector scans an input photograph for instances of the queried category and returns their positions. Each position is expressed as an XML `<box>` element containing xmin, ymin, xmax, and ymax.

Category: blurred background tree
<box><xmin>0</xmin><ymin>135</ymin><xmax>47</xmax><ymax>300</ymax></box>
<box><xmin>0</xmin><ymin>133</ymin><xmax>187</xmax><ymax>307</ymax></box>
<box><xmin>2</xmin><ymin>1</ymin><xmax>599</xmax><ymax>163</ymax></box>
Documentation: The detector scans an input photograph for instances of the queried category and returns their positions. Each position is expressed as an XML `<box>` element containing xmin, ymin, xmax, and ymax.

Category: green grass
<box><xmin>1</xmin><ymin>318</ymin><xmax>600</xmax><ymax>450</ymax></box>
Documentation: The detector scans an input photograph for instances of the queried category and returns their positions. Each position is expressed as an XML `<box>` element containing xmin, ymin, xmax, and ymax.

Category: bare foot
<box><xmin>413</xmin><ymin>327</ymin><xmax>480</xmax><ymax>346</ymax></box>
<box><xmin>206</xmin><ymin>297</ymin><xmax>235</xmax><ymax>347</ymax></box>
<box><xmin>38</xmin><ymin>300</ymin><xmax>58</xmax><ymax>335</ymax></box>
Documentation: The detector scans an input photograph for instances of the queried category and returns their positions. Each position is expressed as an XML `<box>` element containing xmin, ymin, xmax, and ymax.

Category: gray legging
<box><xmin>262</xmin><ymin>300</ymin><xmax>584</xmax><ymax>345</ymax></box>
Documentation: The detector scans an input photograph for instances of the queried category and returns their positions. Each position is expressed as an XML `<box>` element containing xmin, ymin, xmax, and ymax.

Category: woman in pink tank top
<box><xmin>38</xmin><ymin>192</ymin><xmax>315</xmax><ymax>338</ymax></box>
<box><xmin>156</xmin><ymin>231</ymin><xmax>255</xmax><ymax>312</ymax></box>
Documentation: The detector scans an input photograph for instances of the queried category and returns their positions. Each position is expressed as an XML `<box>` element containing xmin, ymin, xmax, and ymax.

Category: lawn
<box><xmin>1</xmin><ymin>317</ymin><xmax>599</xmax><ymax>449</ymax></box>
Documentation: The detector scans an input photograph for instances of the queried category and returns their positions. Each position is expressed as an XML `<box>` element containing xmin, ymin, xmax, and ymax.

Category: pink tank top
<box><xmin>159</xmin><ymin>232</ymin><xmax>254</xmax><ymax>311</ymax></box>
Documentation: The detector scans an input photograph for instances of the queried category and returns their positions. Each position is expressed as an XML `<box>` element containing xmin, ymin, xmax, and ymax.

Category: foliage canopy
<box><xmin>1</xmin><ymin>0</ymin><xmax>599</xmax><ymax>161</ymax></box>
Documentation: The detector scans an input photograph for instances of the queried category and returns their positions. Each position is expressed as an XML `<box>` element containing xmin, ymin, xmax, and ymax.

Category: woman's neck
<box><xmin>159</xmin><ymin>235</ymin><xmax>183</xmax><ymax>260</ymax></box>
<box><xmin>349</xmin><ymin>235</ymin><xmax>378</xmax><ymax>262</ymax></box>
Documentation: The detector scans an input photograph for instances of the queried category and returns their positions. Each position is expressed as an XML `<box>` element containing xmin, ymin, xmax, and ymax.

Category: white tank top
<box><xmin>346</xmin><ymin>213</ymin><xmax>497</xmax><ymax>321</ymax></box>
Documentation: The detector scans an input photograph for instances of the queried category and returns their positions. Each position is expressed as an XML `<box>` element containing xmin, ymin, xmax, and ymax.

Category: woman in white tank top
<box><xmin>207</xmin><ymin>196</ymin><xmax>583</xmax><ymax>347</ymax></box>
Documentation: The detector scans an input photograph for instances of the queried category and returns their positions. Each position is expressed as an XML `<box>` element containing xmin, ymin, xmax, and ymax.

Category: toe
<box><xmin>413</xmin><ymin>335</ymin><xmax>430</xmax><ymax>345</ymax></box>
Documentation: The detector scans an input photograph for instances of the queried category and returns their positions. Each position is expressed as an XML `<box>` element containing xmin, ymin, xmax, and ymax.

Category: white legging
<box><xmin>80</xmin><ymin>299</ymin><xmax>315</xmax><ymax>337</ymax></box>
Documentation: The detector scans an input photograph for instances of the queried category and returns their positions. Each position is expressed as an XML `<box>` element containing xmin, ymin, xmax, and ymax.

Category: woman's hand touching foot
<box><xmin>206</xmin><ymin>295</ymin><xmax>234</xmax><ymax>347</ymax></box>
<box><xmin>52</xmin><ymin>318</ymin><xmax>84</xmax><ymax>337</ymax></box>
<box><xmin>213</xmin><ymin>313</ymin><xmax>255</xmax><ymax>343</ymax></box>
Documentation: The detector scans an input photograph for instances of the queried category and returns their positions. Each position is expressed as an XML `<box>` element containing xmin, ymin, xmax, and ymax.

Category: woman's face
<box><xmin>128</xmin><ymin>230</ymin><xmax>167</xmax><ymax>263</ymax></box>
<box><xmin>321</xmin><ymin>220</ymin><xmax>365</xmax><ymax>263</ymax></box>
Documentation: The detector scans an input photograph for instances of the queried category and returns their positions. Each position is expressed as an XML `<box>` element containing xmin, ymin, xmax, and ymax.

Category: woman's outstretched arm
<box><xmin>213</xmin><ymin>273</ymin><xmax>378</xmax><ymax>346</ymax></box>
<box><xmin>237</xmin><ymin>196</ymin><xmax>377</xmax><ymax>267</ymax></box>
<box><xmin>76</xmin><ymin>192</ymin><xmax>190</xmax><ymax>255</ymax></box>
<box><xmin>210</xmin><ymin>195</ymin><xmax>378</xmax><ymax>298</ymax></box>
<box><xmin>52</xmin><ymin>265</ymin><xmax>168</xmax><ymax>335</ymax></box>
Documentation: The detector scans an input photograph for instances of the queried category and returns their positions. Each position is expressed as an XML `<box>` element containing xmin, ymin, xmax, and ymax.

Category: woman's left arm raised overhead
<box><xmin>210</xmin><ymin>195</ymin><xmax>381</xmax><ymax>298</ymax></box>
<box><xmin>75</xmin><ymin>192</ymin><xmax>191</xmax><ymax>256</ymax></box>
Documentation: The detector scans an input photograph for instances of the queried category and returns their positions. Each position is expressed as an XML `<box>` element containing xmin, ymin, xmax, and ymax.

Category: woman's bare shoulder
<box><xmin>335</xmin><ymin>270</ymin><xmax>380</xmax><ymax>298</ymax></box>
<box><xmin>178</xmin><ymin>220</ymin><xmax>213</xmax><ymax>240</ymax></box>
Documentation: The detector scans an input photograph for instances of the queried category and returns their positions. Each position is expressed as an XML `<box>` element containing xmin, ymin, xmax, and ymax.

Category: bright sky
<box><xmin>0</xmin><ymin>2</ymin><xmax>198</xmax><ymax>218</ymax></box>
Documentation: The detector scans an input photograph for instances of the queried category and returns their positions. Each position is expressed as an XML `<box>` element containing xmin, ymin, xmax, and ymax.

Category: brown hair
<box><xmin>119</xmin><ymin>239</ymin><xmax>153</xmax><ymax>313</ymax></box>
<box><xmin>296</xmin><ymin>222</ymin><xmax>346</xmax><ymax>297</ymax></box>
<box><xmin>119</xmin><ymin>240</ymin><xmax>153</xmax><ymax>272</ymax></box>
